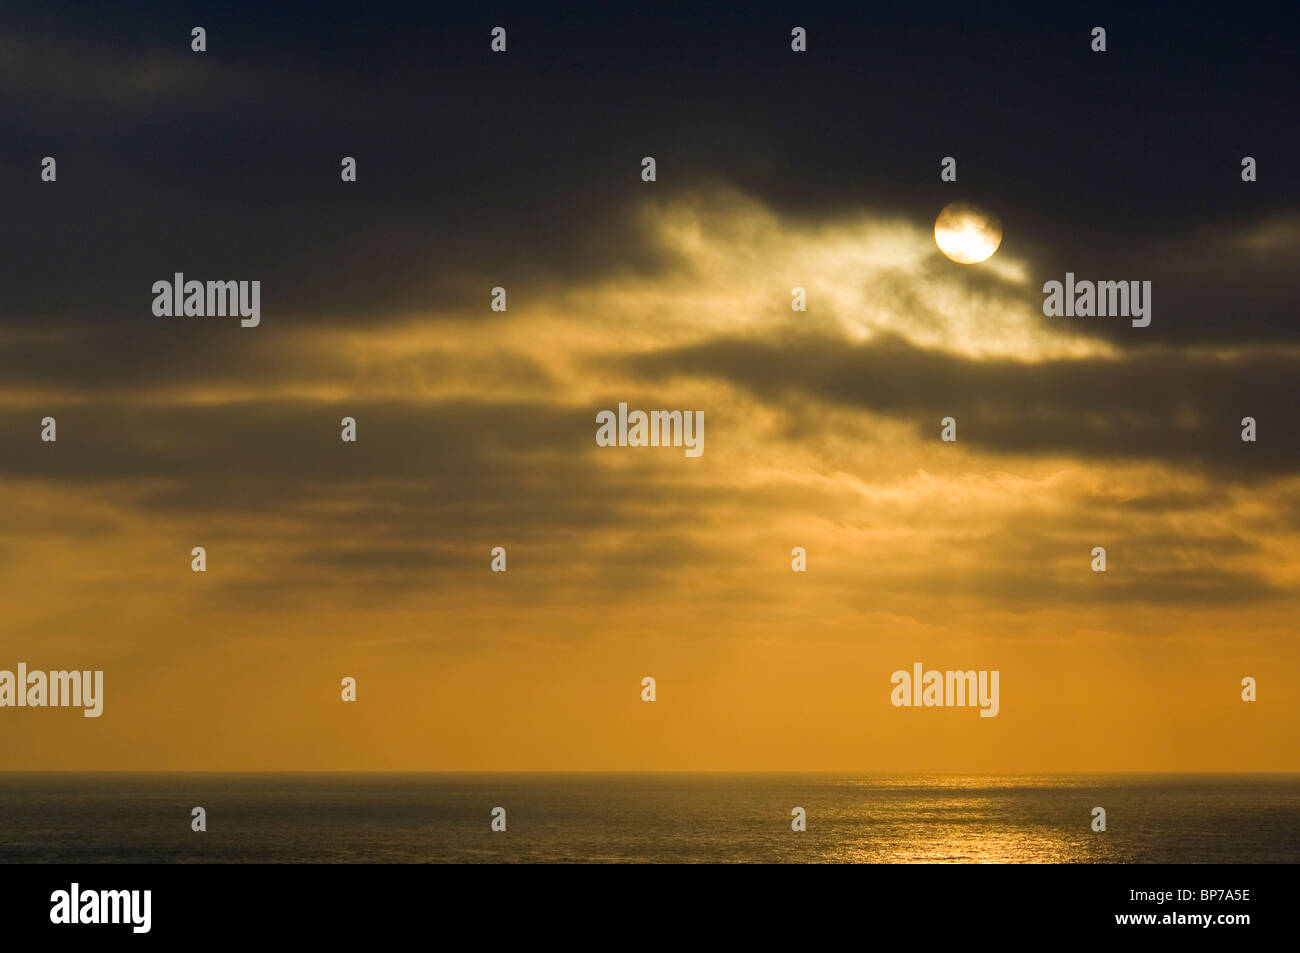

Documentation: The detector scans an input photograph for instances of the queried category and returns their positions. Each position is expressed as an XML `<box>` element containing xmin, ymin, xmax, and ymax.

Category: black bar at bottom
<box><xmin>0</xmin><ymin>863</ymin><xmax>1283</xmax><ymax>941</ymax></box>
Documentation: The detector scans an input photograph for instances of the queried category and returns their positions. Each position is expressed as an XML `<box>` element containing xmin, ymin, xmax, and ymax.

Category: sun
<box><xmin>934</xmin><ymin>201</ymin><xmax>1003</xmax><ymax>264</ymax></box>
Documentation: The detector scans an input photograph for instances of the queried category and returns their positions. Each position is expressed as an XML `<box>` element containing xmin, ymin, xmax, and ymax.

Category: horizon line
<box><xmin>3</xmin><ymin>769</ymin><xmax>1299</xmax><ymax>776</ymax></box>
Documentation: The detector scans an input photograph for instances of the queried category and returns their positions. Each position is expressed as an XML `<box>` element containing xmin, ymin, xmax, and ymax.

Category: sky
<box><xmin>1</xmin><ymin>1</ymin><xmax>1297</xmax><ymax>771</ymax></box>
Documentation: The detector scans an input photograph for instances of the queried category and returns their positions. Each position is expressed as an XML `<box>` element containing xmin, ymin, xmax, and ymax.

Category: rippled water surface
<box><xmin>1</xmin><ymin>773</ymin><xmax>1296</xmax><ymax>863</ymax></box>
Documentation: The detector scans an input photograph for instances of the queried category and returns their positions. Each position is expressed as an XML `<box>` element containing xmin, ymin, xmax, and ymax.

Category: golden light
<box><xmin>934</xmin><ymin>201</ymin><xmax>1003</xmax><ymax>264</ymax></box>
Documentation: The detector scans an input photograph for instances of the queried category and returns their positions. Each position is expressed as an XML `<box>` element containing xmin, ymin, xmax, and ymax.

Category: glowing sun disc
<box><xmin>934</xmin><ymin>201</ymin><xmax>1002</xmax><ymax>264</ymax></box>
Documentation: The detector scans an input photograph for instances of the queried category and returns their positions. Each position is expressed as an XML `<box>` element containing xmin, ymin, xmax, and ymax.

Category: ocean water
<box><xmin>0</xmin><ymin>773</ymin><xmax>1297</xmax><ymax>863</ymax></box>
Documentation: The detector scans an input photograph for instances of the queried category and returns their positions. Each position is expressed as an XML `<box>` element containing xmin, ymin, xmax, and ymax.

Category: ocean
<box><xmin>1</xmin><ymin>773</ymin><xmax>1297</xmax><ymax>863</ymax></box>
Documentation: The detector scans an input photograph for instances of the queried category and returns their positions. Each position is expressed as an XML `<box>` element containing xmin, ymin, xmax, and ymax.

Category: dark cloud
<box><xmin>1</xmin><ymin>0</ymin><xmax>1295</xmax><ymax>346</ymax></box>
<box><xmin>625</xmin><ymin>332</ymin><xmax>1300</xmax><ymax>478</ymax></box>
<box><xmin>889</xmin><ymin>565</ymin><xmax>1284</xmax><ymax>608</ymax></box>
<box><xmin>0</xmin><ymin>398</ymin><xmax>584</xmax><ymax>480</ymax></box>
<box><xmin>0</xmin><ymin>398</ymin><xmax>734</xmax><ymax>547</ymax></box>
<box><xmin>0</xmin><ymin>323</ymin><xmax>558</xmax><ymax>394</ymax></box>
